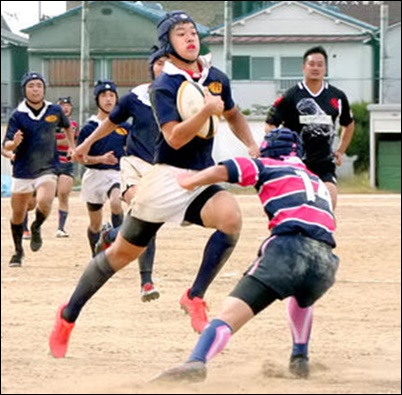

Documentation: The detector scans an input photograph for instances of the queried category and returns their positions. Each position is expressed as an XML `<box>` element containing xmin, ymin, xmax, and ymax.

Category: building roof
<box><xmin>218</xmin><ymin>1</ymin><xmax>378</xmax><ymax>33</ymax></box>
<box><xmin>23</xmin><ymin>1</ymin><xmax>209</xmax><ymax>36</ymax></box>
<box><xmin>206</xmin><ymin>34</ymin><xmax>373</xmax><ymax>45</ymax></box>
<box><xmin>1</xmin><ymin>15</ymin><xmax>28</xmax><ymax>46</ymax></box>
<box><xmin>67</xmin><ymin>1</ymin><xmax>400</xmax><ymax>28</ymax></box>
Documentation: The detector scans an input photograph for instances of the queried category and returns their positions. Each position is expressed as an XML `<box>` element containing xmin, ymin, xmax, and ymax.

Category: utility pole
<box><xmin>224</xmin><ymin>1</ymin><xmax>233</xmax><ymax>79</ymax></box>
<box><xmin>38</xmin><ymin>1</ymin><xmax>42</xmax><ymax>22</ymax></box>
<box><xmin>379</xmin><ymin>4</ymin><xmax>389</xmax><ymax>104</ymax></box>
<box><xmin>79</xmin><ymin>1</ymin><xmax>90</xmax><ymax>127</ymax></box>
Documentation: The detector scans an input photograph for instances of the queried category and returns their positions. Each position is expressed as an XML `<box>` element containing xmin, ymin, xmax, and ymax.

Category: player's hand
<box><xmin>204</xmin><ymin>89</ymin><xmax>224</xmax><ymax>117</ymax></box>
<box><xmin>102</xmin><ymin>151</ymin><xmax>118</xmax><ymax>165</ymax></box>
<box><xmin>177</xmin><ymin>171</ymin><xmax>197</xmax><ymax>191</ymax></box>
<box><xmin>248</xmin><ymin>142</ymin><xmax>261</xmax><ymax>159</ymax></box>
<box><xmin>334</xmin><ymin>151</ymin><xmax>344</xmax><ymax>167</ymax></box>
<box><xmin>13</xmin><ymin>130</ymin><xmax>24</xmax><ymax>147</ymax></box>
<box><xmin>72</xmin><ymin>139</ymin><xmax>91</xmax><ymax>163</ymax></box>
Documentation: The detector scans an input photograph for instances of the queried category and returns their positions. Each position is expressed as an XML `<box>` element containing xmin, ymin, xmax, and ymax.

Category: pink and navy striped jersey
<box><xmin>221</xmin><ymin>156</ymin><xmax>336</xmax><ymax>247</ymax></box>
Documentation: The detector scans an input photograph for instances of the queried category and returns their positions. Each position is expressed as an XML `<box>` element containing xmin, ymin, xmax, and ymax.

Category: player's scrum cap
<box><xmin>157</xmin><ymin>11</ymin><xmax>197</xmax><ymax>52</ymax></box>
<box><xmin>148</xmin><ymin>46</ymin><xmax>166</xmax><ymax>80</ymax></box>
<box><xmin>58</xmin><ymin>96</ymin><xmax>72</xmax><ymax>105</ymax></box>
<box><xmin>260</xmin><ymin>128</ymin><xmax>304</xmax><ymax>159</ymax></box>
<box><xmin>21</xmin><ymin>72</ymin><xmax>46</xmax><ymax>89</ymax></box>
<box><xmin>93</xmin><ymin>80</ymin><xmax>118</xmax><ymax>99</ymax></box>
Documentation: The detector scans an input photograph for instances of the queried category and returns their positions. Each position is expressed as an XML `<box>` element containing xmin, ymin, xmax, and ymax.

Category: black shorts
<box><xmin>57</xmin><ymin>162</ymin><xmax>75</xmax><ymax>178</ymax></box>
<box><xmin>239</xmin><ymin>234</ymin><xmax>339</xmax><ymax>308</ymax></box>
<box><xmin>306</xmin><ymin>158</ymin><xmax>337</xmax><ymax>185</ymax></box>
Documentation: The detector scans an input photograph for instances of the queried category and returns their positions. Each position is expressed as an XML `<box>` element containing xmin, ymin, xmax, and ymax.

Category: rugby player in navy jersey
<box><xmin>2</xmin><ymin>72</ymin><xmax>75</xmax><ymax>267</ymax></box>
<box><xmin>266</xmin><ymin>46</ymin><xmax>355</xmax><ymax>209</ymax></box>
<box><xmin>49</xmin><ymin>11</ymin><xmax>260</xmax><ymax>359</ymax></box>
<box><xmin>75</xmin><ymin>80</ymin><xmax>129</xmax><ymax>257</ymax></box>
<box><xmin>73</xmin><ymin>49</ymin><xmax>168</xmax><ymax>303</ymax></box>
<box><xmin>153</xmin><ymin>128</ymin><xmax>339</xmax><ymax>383</ymax></box>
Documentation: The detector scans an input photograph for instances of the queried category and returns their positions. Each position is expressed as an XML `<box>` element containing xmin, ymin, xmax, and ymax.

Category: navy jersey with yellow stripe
<box><xmin>150</xmin><ymin>58</ymin><xmax>235</xmax><ymax>170</ymax></box>
<box><xmin>77</xmin><ymin>116</ymin><xmax>128</xmax><ymax>171</ymax></box>
<box><xmin>109</xmin><ymin>84</ymin><xmax>158</xmax><ymax>164</ymax></box>
<box><xmin>3</xmin><ymin>100</ymin><xmax>70</xmax><ymax>179</ymax></box>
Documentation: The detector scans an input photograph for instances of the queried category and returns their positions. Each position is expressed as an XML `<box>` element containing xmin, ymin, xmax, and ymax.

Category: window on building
<box><xmin>233</xmin><ymin>56</ymin><xmax>274</xmax><ymax>81</ymax></box>
<box><xmin>281</xmin><ymin>57</ymin><xmax>303</xmax><ymax>78</ymax></box>
<box><xmin>251</xmin><ymin>57</ymin><xmax>274</xmax><ymax>80</ymax></box>
<box><xmin>112</xmin><ymin>59</ymin><xmax>149</xmax><ymax>86</ymax></box>
<box><xmin>47</xmin><ymin>59</ymin><xmax>94</xmax><ymax>87</ymax></box>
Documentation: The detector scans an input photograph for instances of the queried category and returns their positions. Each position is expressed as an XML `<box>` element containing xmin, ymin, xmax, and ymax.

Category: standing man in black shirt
<box><xmin>266</xmin><ymin>46</ymin><xmax>355</xmax><ymax>209</ymax></box>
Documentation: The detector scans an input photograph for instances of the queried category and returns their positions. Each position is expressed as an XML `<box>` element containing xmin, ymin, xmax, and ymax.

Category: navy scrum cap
<box><xmin>58</xmin><ymin>97</ymin><xmax>72</xmax><ymax>105</ymax></box>
<box><xmin>157</xmin><ymin>11</ymin><xmax>197</xmax><ymax>53</ymax></box>
<box><xmin>148</xmin><ymin>46</ymin><xmax>166</xmax><ymax>80</ymax></box>
<box><xmin>260</xmin><ymin>128</ymin><xmax>304</xmax><ymax>159</ymax></box>
<box><xmin>93</xmin><ymin>80</ymin><xmax>117</xmax><ymax>99</ymax></box>
<box><xmin>21</xmin><ymin>72</ymin><xmax>46</xmax><ymax>89</ymax></box>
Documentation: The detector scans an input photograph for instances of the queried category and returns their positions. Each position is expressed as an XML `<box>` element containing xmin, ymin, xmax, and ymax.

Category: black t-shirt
<box><xmin>266</xmin><ymin>82</ymin><xmax>354</xmax><ymax>167</ymax></box>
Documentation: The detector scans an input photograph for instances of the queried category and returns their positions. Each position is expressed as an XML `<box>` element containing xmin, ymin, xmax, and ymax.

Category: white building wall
<box><xmin>384</xmin><ymin>24</ymin><xmax>401</xmax><ymax>104</ymax></box>
<box><xmin>230</xmin><ymin>4</ymin><xmax>365</xmax><ymax>36</ymax></box>
<box><xmin>209</xmin><ymin>41</ymin><xmax>374</xmax><ymax>111</ymax></box>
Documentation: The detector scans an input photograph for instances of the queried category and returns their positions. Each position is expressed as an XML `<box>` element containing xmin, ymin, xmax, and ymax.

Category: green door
<box><xmin>377</xmin><ymin>135</ymin><xmax>401</xmax><ymax>192</ymax></box>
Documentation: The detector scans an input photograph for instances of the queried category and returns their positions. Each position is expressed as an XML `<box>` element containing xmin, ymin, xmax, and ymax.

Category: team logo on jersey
<box><xmin>115</xmin><ymin>127</ymin><xmax>128</xmax><ymax>136</ymax></box>
<box><xmin>330</xmin><ymin>98</ymin><xmax>340</xmax><ymax>111</ymax></box>
<box><xmin>45</xmin><ymin>115</ymin><xmax>59</xmax><ymax>123</ymax></box>
<box><xmin>208</xmin><ymin>82</ymin><xmax>223</xmax><ymax>95</ymax></box>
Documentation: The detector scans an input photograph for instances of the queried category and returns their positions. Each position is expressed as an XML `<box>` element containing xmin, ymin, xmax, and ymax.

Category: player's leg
<box><xmin>155</xmin><ymin>276</ymin><xmax>280</xmax><ymax>383</ymax></box>
<box><xmin>108</xmin><ymin>185</ymin><xmax>124</xmax><ymax>228</ymax></box>
<box><xmin>56</xmin><ymin>172</ymin><xmax>74</xmax><ymax>237</ymax></box>
<box><xmin>86</xmin><ymin>203</ymin><xmax>103</xmax><ymax>256</ymax></box>
<box><xmin>49</xmin><ymin>215</ymin><xmax>163</xmax><ymax>358</ymax></box>
<box><xmin>10</xmin><ymin>191</ymin><xmax>33</xmax><ymax>266</ymax></box>
<box><xmin>30</xmin><ymin>176</ymin><xmax>57</xmax><ymax>252</ymax></box>
<box><xmin>181</xmin><ymin>187</ymin><xmax>241</xmax><ymax>333</ymax></box>
<box><xmin>287</xmin><ymin>297</ymin><xmax>313</xmax><ymax>378</ymax></box>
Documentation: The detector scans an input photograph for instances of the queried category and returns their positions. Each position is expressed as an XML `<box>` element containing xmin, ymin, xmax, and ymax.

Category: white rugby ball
<box><xmin>176</xmin><ymin>80</ymin><xmax>219</xmax><ymax>140</ymax></box>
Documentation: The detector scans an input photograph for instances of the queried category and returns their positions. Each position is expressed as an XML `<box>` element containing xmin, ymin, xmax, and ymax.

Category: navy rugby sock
<box><xmin>139</xmin><ymin>236</ymin><xmax>156</xmax><ymax>286</ymax></box>
<box><xmin>190</xmin><ymin>231</ymin><xmax>239</xmax><ymax>299</ymax></box>
<box><xmin>62</xmin><ymin>253</ymin><xmax>115</xmax><ymax>323</ymax></box>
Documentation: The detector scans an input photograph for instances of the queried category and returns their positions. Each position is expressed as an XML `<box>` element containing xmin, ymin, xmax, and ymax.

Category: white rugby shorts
<box><xmin>120</xmin><ymin>156</ymin><xmax>153</xmax><ymax>197</ymax></box>
<box><xmin>12</xmin><ymin>174</ymin><xmax>57</xmax><ymax>194</ymax></box>
<box><xmin>81</xmin><ymin>168</ymin><xmax>121</xmax><ymax>204</ymax></box>
<box><xmin>129</xmin><ymin>164</ymin><xmax>210</xmax><ymax>224</ymax></box>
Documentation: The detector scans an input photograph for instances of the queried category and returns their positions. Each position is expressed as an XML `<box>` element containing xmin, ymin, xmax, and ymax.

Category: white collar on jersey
<box><xmin>131</xmin><ymin>83</ymin><xmax>151</xmax><ymax>107</ymax></box>
<box><xmin>163</xmin><ymin>53</ymin><xmax>212</xmax><ymax>86</ymax></box>
<box><xmin>18</xmin><ymin>100</ymin><xmax>52</xmax><ymax>121</ymax></box>
<box><xmin>299</xmin><ymin>81</ymin><xmax>329</xmax><ymax>98</ymax></box>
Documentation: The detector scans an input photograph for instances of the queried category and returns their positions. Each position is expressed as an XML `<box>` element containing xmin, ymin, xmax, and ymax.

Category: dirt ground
<box><xmin>1</xmin><ymin>192</ymin><xmax>401</xmax><ymax>394</ymax></box>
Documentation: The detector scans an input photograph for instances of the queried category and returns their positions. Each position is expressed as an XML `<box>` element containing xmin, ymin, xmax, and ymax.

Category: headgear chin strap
<box><xmin>157</xmin><ymin>11</ymin><xmax>199</xmax><ymax>64</ymax></box>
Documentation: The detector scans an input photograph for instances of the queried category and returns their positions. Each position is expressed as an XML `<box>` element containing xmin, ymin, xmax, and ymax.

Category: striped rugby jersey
<box><xmin>221</xmin><ymin>156</ymin><xmax>336</xmax><ymax>247</ymax></box>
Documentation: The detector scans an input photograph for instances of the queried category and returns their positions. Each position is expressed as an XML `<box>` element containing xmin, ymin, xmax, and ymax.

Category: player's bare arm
<box><xmin>335</xmin><ymin>121</ymin><xmax>355</xmax><ymax>166</ymax></box>
<box><xmin>3</xmin><ymin>130</ymin><xmax>23</xmax><ymax>152</ymax></box>
<box><xmin>178</xmin><ymin>165</ymin><xmax>229</xmax><ymax>191</ymax></box>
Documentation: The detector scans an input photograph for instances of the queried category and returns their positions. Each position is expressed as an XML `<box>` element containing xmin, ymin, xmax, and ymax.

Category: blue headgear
<box><xmin>157</xmin><ymin>11</ymin><xmax>198</xmax><ymax>64</ymax></box>
<box><xmin>21</xmin><ymin>72</ymin><xmax>46</xmax><ymax>96</ymax></box>
<box><xmin>58</xmin><ymin>96</ymin><xmax>72</xmax><ymax>105</ymax></box>
<box><xmin>93</xmin><ymin>80</ymin><xmax>118</xmax><ymax>104</ymax></box>
<box><xmin>148</xmin><ymin>47</ymin><xmax>166</xmax><ymax>80</ymax></box>
<box><xmin>260</xmin><ymin>128</ymin><xmax>303</xmax><ymax>159</ymax></box>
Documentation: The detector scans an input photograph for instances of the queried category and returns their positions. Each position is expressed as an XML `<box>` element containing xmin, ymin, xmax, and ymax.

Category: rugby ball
<box><xmin>177</xmin><ymin>81</ymin><xmax>219</xmax><ymax>139</ymax></box>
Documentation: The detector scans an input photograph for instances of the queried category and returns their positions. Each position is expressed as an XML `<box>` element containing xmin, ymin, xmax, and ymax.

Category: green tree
<box><xmin>347</xmin><ymin>102</ymin><xmax>370</xmax><ymax>173</ymax></box>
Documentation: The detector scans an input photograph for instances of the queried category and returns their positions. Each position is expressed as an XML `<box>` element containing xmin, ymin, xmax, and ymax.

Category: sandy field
<box><xmin>1</xmin><ymin>192</ymin><xmax>401</xmax><ymax>394</ymax></box>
